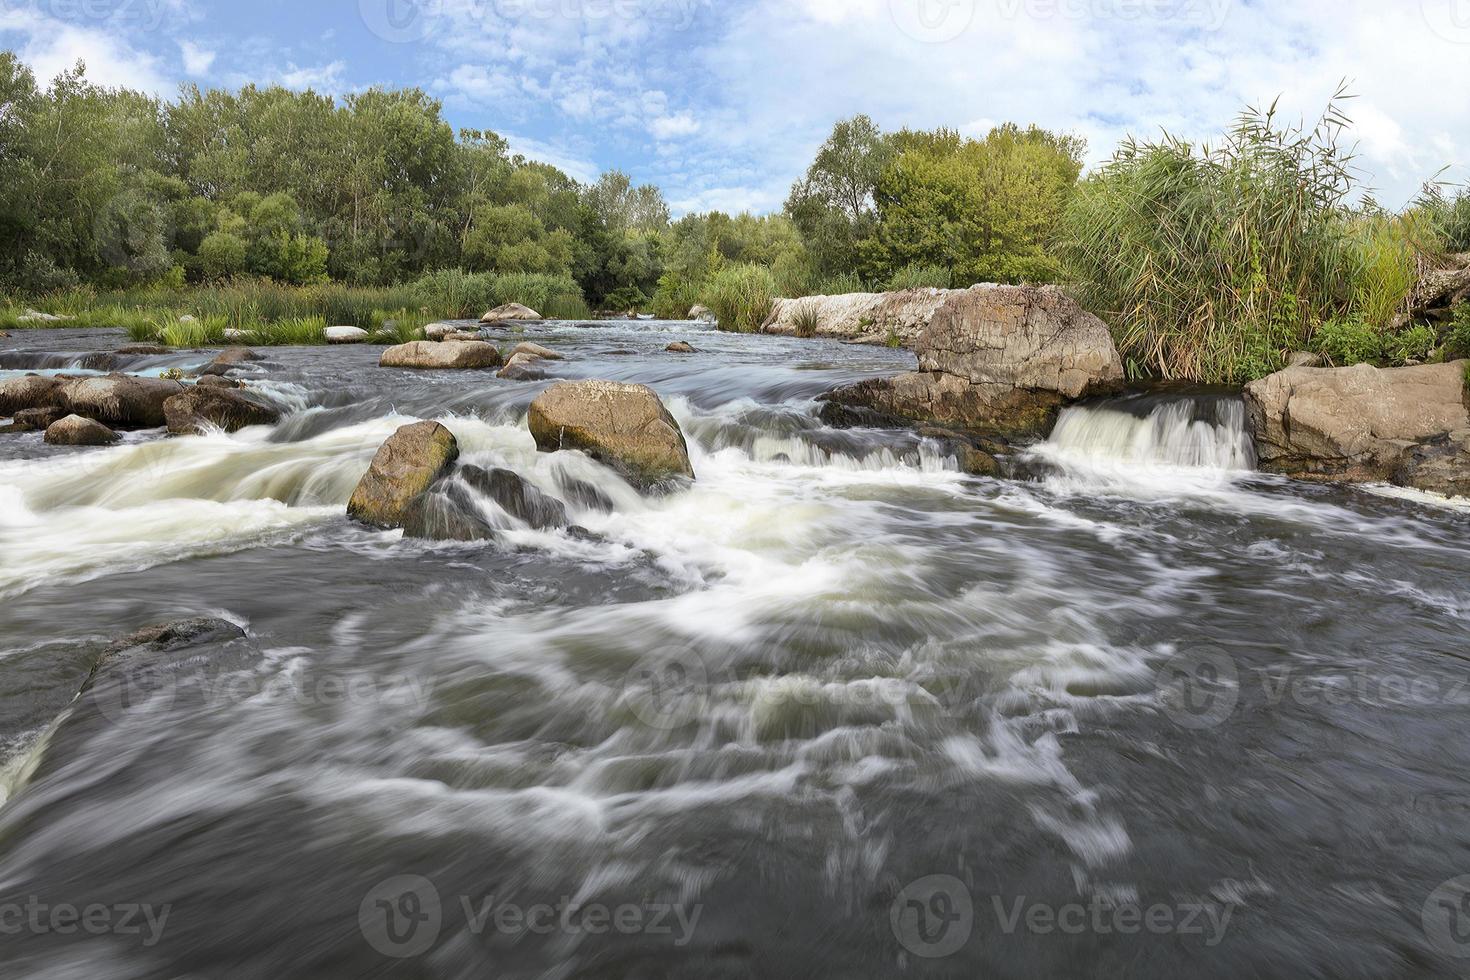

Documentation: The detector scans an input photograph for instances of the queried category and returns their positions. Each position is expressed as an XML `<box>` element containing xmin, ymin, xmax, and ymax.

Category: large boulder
<box><xmin>59</xmin><ymin>374</ymin><xmax>186</xmax><ymax>429</ymax></box>
<box><xmin>380</xmin><ymin>340</ymin><xmax>503</xmax><ymax>370</ymax></box>
<box><xmin>325</xmin><ymin>326</ymin><xmax>370</xmax><ymax>344</ymax></box>
<box><xmin>347</xmin><ymin>421</ymin><xmax>460</xmax><ymax>528</ymax></box>
<box><xmin>528</xmin><ymin>380</ymin><xmax>694</xmax><ymax>489</ymax></box>
<box><xmin>13</xmin><ymin>406</ymin><xmax>67</xmax><ymax>431</ymax></box>
<box><xmin>0</xmin><ymin>375</ymin><xmax>65</xmax><ymax>415</ymax></box>
<box><xmin>163</xmin><ymin>387</ymin><xmax>281</xmax><ymax>434</ymax></box>
<box><xmin>44</xmin><ymin>414</ymin><xmax>119</xmax><ymax>446</ymax></box>
<box><xmin>820</xmin><ymin>285</ymin><xmax>1124</xmax><ymax>439</ymax></box>
<box><xmin>480</xmin><ymin>303</ymin><xmax>542</xmax><ymax>323</ymax></box>
<box><xmin>1244</xmin><ymin>361</ymin><xmax>1470</xmax><ymax>494</ymax></box>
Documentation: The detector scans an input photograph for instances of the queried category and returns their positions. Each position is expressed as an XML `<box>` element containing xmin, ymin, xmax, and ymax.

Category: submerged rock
<box><xmin>347</xmin><ymin>421</ymin><xmax>460</xmax><ymax>528</ymax></box>
<box><xmin>1245</xmin><ymin>360</ymin><xmax>1470</xmax><ymax>495</ymax></box>
<box><xmin>44</xmin><ymin>414</ymin><xmax>120</xmax><ymax>446</ymax></box>
<box><xmin>380</xmin><ymin>340</ymin><xmax>503</xmax><ymax>370</ymax></box>
<box><xmin>200</xmin><ymin>347</ymin><xmax>263</xmax><ymax>376</ymax></box>
<box><xmin>511</xmin><ymin>341</ymin><xmax>563</xmax><ymax>361</ymax></box>
<box><xmin>59</xmin><ymin>374</ymin><xmax>186</xmax><ymax>429</ymax></box>
<box><xmin>461</xmin><ymin>464</ymin><xmax>568</xmax><ymax>529</ymax></box>
<box><xmin>116</xmin><ymin>343</ymin><xmax>171</xmax><ymax>355</ymax></box>
<box><xmin>820</xmin><ymin>285</ymin><xmax>1123</xmax><ymax>439</ymax></box>
<box><xmin>480</xmin><ymin>303</ymin><xmax>542</xmax><ymax>323</ymax></box>
<box><xmin>558</xmin><ymin>474</ymin><xmax>615</xmax><ymax>513</ymax></box>
<box><xmin>497</xmin><ymin>351</ymin><xmax>546</xmax><ymax>380</ymax></box>
<box><xmin>325</xmin><ymin>326</ymin><xmax>370</xmax><ymax>344</ymax></box>
<box><xmin>163</xmin><ymin>387</ymin><xmax>281</xmax><ymax>434</ymax></box>
<box><xmin>401</xmin><ymin>481</ymin><xmax>496</xmax><ymax>543</ymax></box>
<box><xmin>12</xmin><ymin>406</ymin><xmax>67</xmax><ymax>431</ymax></box>
<box><xmin>528</xmin><ymin>380</ymin><xmax>694</xmax><ymax>490</ymax></box>
<box><xmin>665</xmin><ymin>341</ymin><xmax>698</xmax><ymax>353</ymax></box>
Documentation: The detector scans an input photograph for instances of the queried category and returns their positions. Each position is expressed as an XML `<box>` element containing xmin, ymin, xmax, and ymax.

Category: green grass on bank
<box><xmin>1</xmin><ymin>269</ymin><xmax>591</xmax><ymax>346</ymax></box>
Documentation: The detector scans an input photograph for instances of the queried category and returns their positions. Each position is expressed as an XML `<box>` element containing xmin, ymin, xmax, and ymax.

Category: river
<box><xmin>2</xmin><ymin>320</ymin><xmax>1469</xmax><ymax>977</ymax></box>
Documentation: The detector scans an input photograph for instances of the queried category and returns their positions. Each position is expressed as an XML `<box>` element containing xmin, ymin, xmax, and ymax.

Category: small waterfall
<box><xmin>1031</xmin><ymin>394</ymin><xmax>1255</xmax><ymax>488</ymax></box>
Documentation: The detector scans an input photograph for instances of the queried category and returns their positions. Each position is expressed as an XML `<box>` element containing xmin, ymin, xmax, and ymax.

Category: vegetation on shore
<box><xmin>1</xmin><ymin>48</ymin><xmax>1467</xmax><ymax>377</ymax></box>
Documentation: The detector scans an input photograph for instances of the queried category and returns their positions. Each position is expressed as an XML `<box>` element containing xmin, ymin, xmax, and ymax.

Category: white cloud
<box><xmin>279</xmin><ymin>61</ymin><xmax>347</xmax><ymax>92</ymax></box>
<box><xmin>0</xmin><ymin>7</ymin><xmax>172</xmax><ymax>93</ymax></box>
<box><xmin>502</xmin><ymin>132</ymin><xmax>601</xmax><ymax>185</ymax></box>
<box><xmin>650</xmin><ymin>112</ymin><xmax>700</xmax><ymax>140</ymax></box>
<box><xmin>179</xmin><ymin>39</ymin><xmax>216</xmax><ymax>77</ymax></box>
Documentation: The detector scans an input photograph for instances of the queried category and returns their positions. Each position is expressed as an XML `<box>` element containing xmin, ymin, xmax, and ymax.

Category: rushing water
<box><xmin>2</xmin><ymin>322</ymin><xmax>1469</xmax><ymax>978</ymax></box>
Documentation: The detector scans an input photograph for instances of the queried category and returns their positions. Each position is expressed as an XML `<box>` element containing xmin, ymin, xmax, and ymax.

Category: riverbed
<box><xmin>2</xmin><ymin>320</ymin><xmax>1469</xmax><ymax>977</ymax></box>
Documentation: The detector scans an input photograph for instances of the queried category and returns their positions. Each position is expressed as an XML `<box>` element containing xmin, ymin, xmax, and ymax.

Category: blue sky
<box><xmin>4</xmin><ymin>0</ymin><xmax>1469</xmax><ymax>214</ymax></box>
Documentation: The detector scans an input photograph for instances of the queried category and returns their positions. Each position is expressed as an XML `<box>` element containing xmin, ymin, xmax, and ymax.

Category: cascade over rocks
<box><xmin>380</xmin><ymin>340</ymin><xmax>503</xmax><ymax>370</ymax></box>
<box><xmin>1244</xmin><ymin>360</ymin><xmax>1470</xmax><ymax>496</ymax></box>
<box><xmin>347</xmin><ymin>421</ymin><xmax>460</xmax><ymax>528</ymax></box>
<box><xmin>44</xmin><ymin>415</ymin><xmax>119</xmax><ymax>446</ymax></box>
<box><xmin>820</xmin><ymin>284</ymin><xmax>1124</xmax><ymax>439</ymax></box>
<box><xmin>480</xmin><ymin>303</ymin><xmax>542</xmax><ymax>323</ymax></box>
<box><xmin>163</xmin><ymin>387</ymin><xmax>281</xmax><ymax>434</ymax></box>
<box><xmin>461</xmin><ymin>464</ymin><xmax>568</xmax><ymax>529</ymax></box>
<box><xmin>401</xmin><ymin>480</ymin><xmax>496</xmax><ymax>542</ymax></box>
<box><xmin>528</xmin><ymin>380</ymin><xmax>694</xmax><ymax>490</ymax></box>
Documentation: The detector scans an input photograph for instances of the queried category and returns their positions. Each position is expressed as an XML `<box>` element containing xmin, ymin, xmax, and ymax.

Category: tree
<box><xmin>784</xmin><ymin>114</ymin><xmax>893</xmax><ymax>276</ymax></box>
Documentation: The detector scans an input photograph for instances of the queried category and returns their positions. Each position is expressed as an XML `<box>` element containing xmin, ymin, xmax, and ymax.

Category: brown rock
<box><xmin>347</xmin><ymin>421</ymin><xmax>460</xmax><ymax>528</ymax></box>
<box><xmin>0</xmin><ymin>374</ymin><xmax>65</xmax><ymax>415</ymax></box>
<box><xmin>820</xmin><ymin>285</ymin><xmax>1123</xmax><ymax>439</ymax></box>
<box><xmin>200</xmin><ymin>347</ymin><xmax>263</xmax><ymax>376</ymax></box>
<box><xmin>528</xmin><ymin>380</ymin><xmax>694</xmax><ymax>489</ymax></box>
<box><xmin>380</xmin><ymin>340</ymin><xmax>503</xmax><ymax>370</ymax></box>
<box><xmin>1244</xmin><ymin>361</ymin><xmax>1470</xmax><ymax>486</ymax></box>
<box><xmin>480</xmin><ymin>303</ymin><xmax>542</xmax><ymax>323</ymax></box>
<box><xmin>116</xmin><ymin>344</ymin><xmax>172</xmax><ymax>355</ymax></box>
<box><xmin>194</xmin><ymin>375</ymin><xmax>241</xmax><ymax>389</ymax></box>
<box><xmin>512</xmin><ymin>341</ymin><xmax>563</xmax><ymax>360</ymax></box>
<box><xmin>665</xmin><ymin>341</ymin><xmax>698</xmax><ymax>353</ymax></box>
<box><xmin>44</xmin><ymin>414</ymin><xmax>120</xmax><ymax>446</ymax></box>
<box><xmin>59</xmin><ymin>374</ymin><xmax>186</xmax><ymax>429</ymax></box>
<box><xmin>444</xmin><ymin>330</ymin><xmax>485</xmax><ymax>343</ymax></box>
<box><xmin>13</xmin><ymin>406</ymin><xmax>67</xmax><ymax>430</ymax></box>
<box><xmin>498</xmin><ymin>352</ymin><xmax>546</xmax><ymax>380</ymax></box>
<box><xmin>163</xmin><ymin>387</ymin><xmax>281</xmax><ymax>434</ymax></box>
<box><xmin>401</xmin><ymin>482</ymin><xmax>496</xmax><ymax>542</ymax></box>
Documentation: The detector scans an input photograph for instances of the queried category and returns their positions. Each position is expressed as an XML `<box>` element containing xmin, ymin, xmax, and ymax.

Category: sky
<box><xmin>3</xmin><ymin>0</ymin><xmax>1469</xmax><ymax>215</ymax></box>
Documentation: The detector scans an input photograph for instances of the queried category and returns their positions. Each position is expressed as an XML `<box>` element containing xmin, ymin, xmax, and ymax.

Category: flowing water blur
<box><xmin>2</xmin><ymin>323</ymin><xmax>1469</xmax><ymax>978</ymax></box>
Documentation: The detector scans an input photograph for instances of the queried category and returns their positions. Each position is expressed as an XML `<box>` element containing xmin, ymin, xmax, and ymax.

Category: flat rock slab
<box><xmin>380</xmin><ymin>341</ymin><xmax>503</xmax><ymax>370</ymax></box>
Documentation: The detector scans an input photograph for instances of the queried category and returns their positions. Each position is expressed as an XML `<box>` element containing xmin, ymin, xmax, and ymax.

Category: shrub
<box><xmin>1385</xmin><ymin>324</ymin><xmax>1439</xmax><ymax>364</ymax></box>
<box><xmin>1058</xmin><ymin>92</ymin><xmax>1367</xmax><ymax>383</ymax></box>
<box><xmin>199</xmin><ymin>232</ymin><xmax>249</xmax><ymax>280</ymax></box>
<box><xmin>1447</xmin><ymin>304</ymin><xmax>1470</xmax><ymax>358</ymax></box>
<box><xmin>373</xmin><ymin>309</ymin><xmax>429</xmax><ymax>344</ymax></box>
<box><xmin>1418</xmin><ymin>182</ymin><xmax>1470</xmax><ymax>253</ymax></box>
<box><xmin>702</xmin><ymin>263</ymin><xmax>776</xmax><ymax>333</ymax></box>
<box><xmin>813</xmin><ymin>270</ymin><xmax>867</xmax><ymax>296</ymax></box>
<box><xmin>652</xmin><ymin>271</ymin><xmax>703</xmax><ymax>320</ymax></box>
<box><xmin>253</xmin><ymin>316</ymin><xmax>326</xmax><ymax>346</ymax></box>
<box><xmin>1313</xmin><ymin>317</ymin><xmax>1382</xmax><ymax>365</ymax></box>
<box><xmin>1348</xmin><ymin>214</ymin><xmax>1424</xmax><ymax>329</ymax></box>
<box><xmin>603</xmin><ymin>286</ymin><xmax>648</xmax><ymax>312</ymax></box>
<box><xmin>791</xmin><ymin>300</ymin><xmax>821</xmax><ymax>338</ymax></box>
<box><xmin>885</xmin><ymin>262</ymin><xmax>951</xmax><ymax>291</ymax></box>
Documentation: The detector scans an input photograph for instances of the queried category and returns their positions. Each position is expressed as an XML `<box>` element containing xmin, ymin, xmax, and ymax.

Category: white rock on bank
<box><xmin>325</xmin><ymin>326</ymin><xmax>370</xmax><ymax>344</ymax></box>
